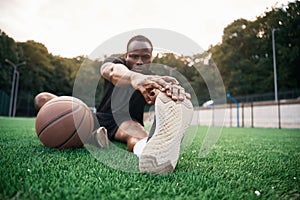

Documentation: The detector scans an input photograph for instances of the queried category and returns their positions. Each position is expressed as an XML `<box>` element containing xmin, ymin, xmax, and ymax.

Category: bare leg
<box><xmin>114</xmin><ymin>120</ymin><xmax>148</xmax><ymax>152</ymax></box>
<box><xmin>34</xmin><ymin>92</ymin><xmax>58</xmax><ymax>111</ymax></box>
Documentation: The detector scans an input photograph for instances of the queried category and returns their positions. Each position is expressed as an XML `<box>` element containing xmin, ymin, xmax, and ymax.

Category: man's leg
<box><xmin>34</xmin><ymin>92</ymin><xmax>58</xmax><ymax>111</ymax></box>
<box><xmin>114</xmin><ymin>120</ymin><xmax>148</xmax><ymax>152</ymax></box>
<box><xmin>139</xmin><ymin>92</ymin><xmax>193</xmax><ymax>174</ymax></box>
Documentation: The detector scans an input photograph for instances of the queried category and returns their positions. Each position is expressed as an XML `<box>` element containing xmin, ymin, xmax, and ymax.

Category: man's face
<box><xmin>126</xmin><ymin>40</ymin><xmax>152</xmax><ymax>73</ymax></box>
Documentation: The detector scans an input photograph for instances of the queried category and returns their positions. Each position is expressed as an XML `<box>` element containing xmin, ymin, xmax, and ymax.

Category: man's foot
<box><xmin>91</xmin><ymin>127</ymin><xmax>110</xmax><ymax>148</ymax></box>
<box><xmin>139</xmin><ymin>92</ymin><xmax>193</xmax><ymax>174</ymax></box>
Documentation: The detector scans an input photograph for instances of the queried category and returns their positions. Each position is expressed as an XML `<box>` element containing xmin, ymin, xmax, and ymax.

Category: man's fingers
<box><xmin>150</xmin><ymin>77</ymin><xmax>171</xmax><ymax>91</ymax></box>
<box><xmin>165</xmin><ymin>84</ymin><xmax>190</xmax><ymax>101</ymax></box>
<box><xmin>141</xmin><ymin>75</ymin><xmax>180</xmax><ymax>92</ymax></box>
<box><xmin>141</xmin><ymin>89</ymin><xmax>152</xmax><ymax>104</ymax></box>
<box><xmin>178</xmin><ymin>87</ymin><xmax>185</xmax><ymax>101</ymax></box>
<box><xmin>185</xmin><ymin>92</ymin><xmax>191</xmax><ymax>99</ymax></box>
<box><xmin>135</xmin><ymin>75</ymin><xmax>190</xmax><ymax>103</ymax></box>
<box><xmin>165</xmin><ymin>85</ymin><xmax>181</xmax><ymax>101</ymax></box>
<box><xmin>172</xmin><ymin>85</ymin><xmax>185</xmax><ymax>101</ymax></box>
<box><xmin>170</xmin><ymin>85</ymin><xmax>179</xmax><ymax>100</ymax></box>
<box><xmin>141</xmin><ymin>80</ymin><xmax>164</xmax><ymax>91</ymax></box>
<box><xmin>161</xmin><ymin>76</ymin><xmax>179</xmax><ymax>85</ymax></box>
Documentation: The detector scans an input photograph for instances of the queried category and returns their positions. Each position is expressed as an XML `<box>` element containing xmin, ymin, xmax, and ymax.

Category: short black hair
<box><xmin>126</xmin><ymin>35</ymin><xmax>153</xmax><ymax>52</ymax></box>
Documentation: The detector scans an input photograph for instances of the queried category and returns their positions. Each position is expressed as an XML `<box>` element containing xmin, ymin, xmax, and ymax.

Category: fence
<box><xmin>1</xmin><ymin>89</ymin><xmax>300</xmax><ymax>129</ymax></box>
<box><xmin>0</xmin><ymin>90</ymin><xmax>9</xmax><ymax>116</ymax></box>
<box><xmin>235</xmin><ymin>89</ymin><xmax>300</xmax><ymax>102</ymax></box>
<box><xmin>0</xmin><ymin>90</ymin><xmax>36</xmax><ymax>117</ymax></box>
<box><xmin>143</xmin><ymin>99</ymin><xmax>300</xmax><ymax>129</ymax></box>
<box><xmin>192</xmin><ymin>99</ymin><xmax>300</xmax><ymax>129</ymax></box>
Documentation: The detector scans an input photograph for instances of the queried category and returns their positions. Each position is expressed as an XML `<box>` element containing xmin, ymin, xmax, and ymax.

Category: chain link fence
<box><xmin>193</xmin><ymin>99</ymin><xmax>300</xmax><ymax>129</ymax></box>
<box><xmin>1</xmin><ymin>90</ymin><xmax>300</xmax><ymax>130</ymax></box>
<box><xmin>0</xmin><ymin>90</ymin><xmax>9</xmax><ymax>116</ymax></box>
<box><xmin>0</xmin><ymin>90</ymin><xmax>36</xmax><ymax>117</ymax></box>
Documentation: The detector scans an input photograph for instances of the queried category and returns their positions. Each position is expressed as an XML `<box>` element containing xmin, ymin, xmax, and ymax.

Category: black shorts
<box><xmin>93</xmin><ymin>112</ymin><xmax>135</xmax><ymax>140</ymax></box>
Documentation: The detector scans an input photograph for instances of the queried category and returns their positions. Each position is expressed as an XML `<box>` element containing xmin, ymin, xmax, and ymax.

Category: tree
<box><xmin>209</xmin><ymin>1</ymin><xmax>300</xmax><ymax>98</ymax></box>
<box><xmin>0</xmin><ymin>30</ymin><xmax>20</xmax><ymax>93</ymax></box>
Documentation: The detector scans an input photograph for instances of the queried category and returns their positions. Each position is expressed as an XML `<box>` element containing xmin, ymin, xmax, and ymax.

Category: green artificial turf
<box><xmin>0</xmin><ymin>117</ymin><xmax>299</xmax><ymax>199</ymax></box>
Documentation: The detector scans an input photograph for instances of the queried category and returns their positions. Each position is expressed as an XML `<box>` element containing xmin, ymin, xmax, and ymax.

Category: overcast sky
<box><xmin>0</xmin><ymin>0</ymin><xmax>291</xmax><ymax>58</ymax></box>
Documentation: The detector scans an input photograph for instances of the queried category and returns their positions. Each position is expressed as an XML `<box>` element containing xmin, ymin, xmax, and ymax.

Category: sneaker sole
<box><xmin>96</xmin><ymin>127</ymin><xmax>110</xmax><ymax>148</ymax></box>
<box><xmin>139</xmin><ymin>92</ymin><xmax>193</xmax><ymax>174</ymax></box>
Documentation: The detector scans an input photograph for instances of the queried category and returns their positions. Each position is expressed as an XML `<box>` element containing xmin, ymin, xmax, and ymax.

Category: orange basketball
<box><xmin>35</xmin><ymin>96</ymin><xmax>94</xmax><ymax>148</ymax></box>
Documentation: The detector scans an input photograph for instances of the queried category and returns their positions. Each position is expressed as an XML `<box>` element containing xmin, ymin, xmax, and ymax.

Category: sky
<box><xmin>0</xmin><ymin>0</ymin><xmax>292</xmax><ymax>58</ymax></box>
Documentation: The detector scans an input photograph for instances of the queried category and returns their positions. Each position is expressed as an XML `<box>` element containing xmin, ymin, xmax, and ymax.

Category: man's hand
<box><xmin>130</xmin><ymin>73</ymin><xmax>190</xmax><ymax>104</ymax></box>
<box><xmin>130</xmin><ymin>74</ymin><xmax>168</xmax><ymax>104</ymax></box>
<box><xmin>165</xmin><ymin>84</ymin><xmax>191</xmax><ymax>101</ymax></box>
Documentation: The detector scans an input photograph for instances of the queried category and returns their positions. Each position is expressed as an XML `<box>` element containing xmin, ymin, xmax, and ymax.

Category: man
<box><xmin>34</xmin><ymin>35</ymin><xmax>193</xmax><ymax>174</ymax></box>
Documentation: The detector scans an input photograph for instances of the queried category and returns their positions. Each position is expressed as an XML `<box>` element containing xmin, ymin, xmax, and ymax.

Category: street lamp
<box><xmin>5</xmin><ymin>59</ymin><xmax>26</xmax><ymax>117</ymax></box>
<box><xmin>272</xmin><ymin>28</ymin><xmax>279</xmax><ymax>102</ymax></box>
<box><xmin>227</xmin><ymin>93</ymin><xmax>239</xmax><ymax>127</ymax></box>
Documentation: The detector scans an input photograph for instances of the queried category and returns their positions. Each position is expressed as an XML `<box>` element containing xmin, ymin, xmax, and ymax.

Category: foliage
<box><xmin>0</xmin><ymin>1</ymin><xmax>299</xmax><ymax>116</ymax></box>
<box><xmin>0</xmin><ymin>30</ymin><xmax>20</xmax><ymax>93</ymax></box>
<box><xmin>210</xmin><ymin>1</ymin><xmax>300</xmax><ymax>95</ymax></box>
<box><xmin>0</xmin><ymin>36</ymin><xmax>103</xmax><ymax>116</ymax></box>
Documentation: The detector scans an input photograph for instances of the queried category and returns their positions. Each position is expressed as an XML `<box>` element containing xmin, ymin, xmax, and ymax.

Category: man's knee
<box><xmin>34</xmin><ymin>92</ymin><xmax>57</xmax><ymax>111</ymax></box>
<box><xmin>114</xmin><ymin>120</ymin><xmax>148</xmax><ymax>152</ymax></box>
<box><xmin>114</xmin><ymin>130</ymin><xmax>142</xmax><ymax>152</ymax></box>
<box><xmin>127</xmin><ymin>137</ymin><xmax>141</xmax><ymax>152</ymax></box>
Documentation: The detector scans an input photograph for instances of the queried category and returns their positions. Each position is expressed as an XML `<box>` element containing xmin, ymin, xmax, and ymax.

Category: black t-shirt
<box><xmin>96</xmin><ymin>57</ymin><xmax>152</xmax><ymax>135</ymax></box>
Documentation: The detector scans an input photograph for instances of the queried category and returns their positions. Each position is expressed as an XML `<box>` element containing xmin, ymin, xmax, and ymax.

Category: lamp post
<box><xmin>227</xmin><ymin>93</ymin><xmax>239</xmax><ymax>128</ymax></box>
<box><xmin>5</xmin><ymin>59</ymin><xmax>26</xmax><ymax>117</ymax></box>
<box><xmin>272</xmin><ymin>28</ymin><xmax>279</xmax><ymax>102</ymax></box>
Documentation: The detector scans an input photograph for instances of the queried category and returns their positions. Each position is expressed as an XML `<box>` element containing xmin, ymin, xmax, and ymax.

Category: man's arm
<box><xmin>100</xmin><ymin>62</ymin><xmax>189</xmax><ymax>103</ymax></box>
<box><xmin>101</xmin><ymin>62</ymin><xmax>135</xmax><ymax>86</ymax></box>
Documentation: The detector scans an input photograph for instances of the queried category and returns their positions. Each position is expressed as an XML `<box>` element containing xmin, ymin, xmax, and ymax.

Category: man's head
<box><xmin>125</xmin><ymin>35</ymin><xmax>153</xmax><ymax>73</ymax></box>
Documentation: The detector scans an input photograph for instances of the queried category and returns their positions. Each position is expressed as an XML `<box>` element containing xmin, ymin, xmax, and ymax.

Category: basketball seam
<box><xmin>42</xmin><ymin>97</ymin><xmax>83</xmax><ymax>110</ymax></box>
<box><xmin>37</xmin><ymin>105</ymin><xmax>80</xmax><ymax>137</ymax></box>
<box><xmin>56</xmin><ymin>107</ymin><xmax>87</xmax><ymax>149</ymax></box>
<box><xmin>56</xmin><ymin>129</ymin><xmax>77</xmax><ymax>149</ymax></box>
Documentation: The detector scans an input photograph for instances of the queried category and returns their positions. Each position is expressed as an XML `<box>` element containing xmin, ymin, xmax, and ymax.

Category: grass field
<box><xmin>0</xmin><ymin>117</ymin><xmax>299</xmax><ymax>199</ymax></box>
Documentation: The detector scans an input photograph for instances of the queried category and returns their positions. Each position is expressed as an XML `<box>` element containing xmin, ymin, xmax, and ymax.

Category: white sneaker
<box><xmin>133</xmin><ymin>137</ymin><xmax>147</xmax><ymax>157</ymax></box>
<box><xmin>139</xmin><ymin>92</ymin><xmax>193</xmax><ymax>174</ymax></box>
<box><xmin>94</xmin><ymin>127</ymin><xmax>110</xmax><ymax>148</ymax></box>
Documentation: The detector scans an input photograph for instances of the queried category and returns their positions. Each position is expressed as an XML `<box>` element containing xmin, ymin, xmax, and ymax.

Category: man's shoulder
<box><xmin>103</xmin><ymin>57</ymin><xmax>126</xmax><ymax>65</ymax></box>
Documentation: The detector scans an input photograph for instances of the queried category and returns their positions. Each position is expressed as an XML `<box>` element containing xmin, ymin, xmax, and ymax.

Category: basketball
<box><xmin>35</xmin><ymin>96</ymin><xmax>94</xmax><ymax>148</ymax></box>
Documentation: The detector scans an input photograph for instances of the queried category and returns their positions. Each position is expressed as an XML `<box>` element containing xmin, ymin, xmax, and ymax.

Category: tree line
<box><xmin>0</xmin><ymin>1</ymin><xmax>299</xmax><ymax>116</ymax></box>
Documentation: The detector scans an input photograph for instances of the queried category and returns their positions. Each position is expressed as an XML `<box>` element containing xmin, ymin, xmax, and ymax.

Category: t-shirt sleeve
<box><xmin>102</xmin><ymin>57</ymin><xmax>155</xmax><ymax>75</ymax></box>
